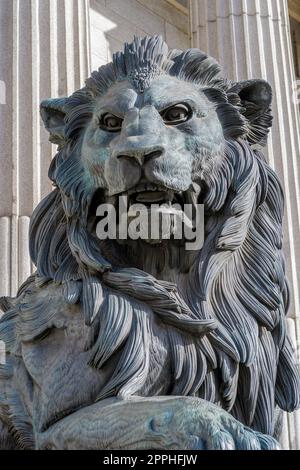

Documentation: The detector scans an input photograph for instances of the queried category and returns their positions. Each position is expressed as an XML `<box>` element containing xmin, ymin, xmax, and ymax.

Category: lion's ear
<box><xmin>228</xmin><ymin>79</ymin><xmax>273</xmax><ymax>147</ymax></box>
<box><xmin>40</xmin><ymin>98</ymin><xmax>68</xmax><ymax>146</ymax></box>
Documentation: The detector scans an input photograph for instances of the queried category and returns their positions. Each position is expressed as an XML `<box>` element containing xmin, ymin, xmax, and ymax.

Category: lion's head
<box><xmin>6</xmin><ymin>36</ymin><xmax>299</xmax><ymax>438</ymax></box>
<box><xmin>35</xmin><ymin>36</ymin><xmax>274</xmax><ymax>276</ymax></box>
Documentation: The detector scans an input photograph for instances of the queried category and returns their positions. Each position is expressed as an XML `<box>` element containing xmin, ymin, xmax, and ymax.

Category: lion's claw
<box><xmin>153</xmin><ymin>398</ymin><xmax>281</xmax><ymax>450</ymax></box>
<box><xmin>187</xmin><ymin>425</ymin><xmax>279</xmax><ymax>450</ymax></box>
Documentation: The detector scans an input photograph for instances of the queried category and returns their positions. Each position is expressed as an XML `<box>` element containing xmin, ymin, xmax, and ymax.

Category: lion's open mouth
<box><xmin>88</xmin><ymin>181</ymin><xmax>203</xmax><ymax>249</ymax></box>
<box><xmin>126</xmin><ymin>183</ymin><xmax>179</xmax><ymax>208</ymax></box>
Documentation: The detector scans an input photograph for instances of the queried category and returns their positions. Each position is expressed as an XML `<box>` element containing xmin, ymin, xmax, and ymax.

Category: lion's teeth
<box><xmin>132</xmin><ymin>184</ymin><xmax>157</xmax><ymax>193</ymax></box>
<box><xmin>136</xmin><ymin>191</ymin><xmax>166</xmax><ymax>202</ymax></box>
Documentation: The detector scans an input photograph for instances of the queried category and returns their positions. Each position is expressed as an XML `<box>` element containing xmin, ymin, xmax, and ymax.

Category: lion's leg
<box><xmin>36</xmin><ymin>396</ymin><xmax>280</xmax><ymax>450</ymax></box>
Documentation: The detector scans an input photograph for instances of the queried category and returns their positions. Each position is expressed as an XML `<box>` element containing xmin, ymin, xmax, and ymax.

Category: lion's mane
<box><xmin>1</xmin><ymin>37</ymin><xmax>299</xmax><ymax>444</ymax></box>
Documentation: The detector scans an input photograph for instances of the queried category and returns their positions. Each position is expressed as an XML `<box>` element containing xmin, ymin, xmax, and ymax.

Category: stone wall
<box><xmin>89</xmin><ymin>0</ymin><xmax>189</xmax><ymax>71</ymax></box>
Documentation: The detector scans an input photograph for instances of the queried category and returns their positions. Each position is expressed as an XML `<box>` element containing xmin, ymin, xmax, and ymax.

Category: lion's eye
<box><xmin>100</xmin><ymin>113</ymin><xmax>123</xmax><ymax>132</ymax></box>
<box><xmin>161</xmin><ymin>104</ymin><xmax>191</xmax><ymax>125</ymax></box>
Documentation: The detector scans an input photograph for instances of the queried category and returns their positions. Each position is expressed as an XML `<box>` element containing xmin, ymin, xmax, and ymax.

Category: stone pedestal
<box><xmin>190</xmin><ymin>0</ymin><xmax>300</xmax><ymax>449</ymax></box>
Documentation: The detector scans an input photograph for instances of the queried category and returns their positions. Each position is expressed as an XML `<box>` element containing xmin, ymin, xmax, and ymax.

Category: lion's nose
<box><xmin>116</xmin><ymin>148</ymin><xmax>164</xmax><ymax>166</ymax></box>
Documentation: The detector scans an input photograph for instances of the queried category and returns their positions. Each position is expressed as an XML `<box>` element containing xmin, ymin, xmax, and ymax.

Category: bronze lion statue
<box><xmin>0</xmin><ymin>35</ymin><xmax>299</xmax><ymax>450</ymax></box>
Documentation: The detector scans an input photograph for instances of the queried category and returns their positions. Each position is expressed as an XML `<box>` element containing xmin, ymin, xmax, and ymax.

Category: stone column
<box><xmin>190</xmin><ymin>0</ymin><xmax>300</xmax><ymax>450</ymax></box>
<box><xmin>0</xmin><ymin>0</ymin><xmax>91</xmax><ymax>300</ymax></box>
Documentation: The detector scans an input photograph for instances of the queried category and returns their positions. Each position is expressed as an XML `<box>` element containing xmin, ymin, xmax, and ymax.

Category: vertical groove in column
<box><xmin>11</xmin><ymin>0</ymin><xmax>20</xmax><ymax>295</ymax></box>
<box><xmin>206</xmin><ymin>1</ymin><xmax>218</xmax><ymax>62</ymax></box>
<box><xmin>228</xmin><ymin>0</ymin><xmax>244</xmax><ymax>80</ymax></box>
<box><xmin>192</xmin><ymin>0</ymin><xmax>209</xmax><ymax>52</ymax></box>
<box><xmin>39</xmin><ymin>0</ymin><xmax>54</xmax><ymax>199</ymax></box>
<box><xmin>18</xmin><ymin>0</ymin><xmax>33</xmax><ymax>217</ymax></box>
<box><xmin>64</xmin><ymin>0</ymin><xmax>75</xmax><ymax>95</ymax></box>
<box><xmin>10</xmin><ymin>216</ymin><xmax>19</xmax><ymax>296</ymax></box>
<box><xmin>78</xmin><ymin>0</ymin><xmax>91</xmax><ymax>80</ymax></box>
<box><xmin>12</xmin><ymin>0</ymin><xmax>19</xmax><ymax>218</ymax></box>
<box><xmin>0</xmin><ymin>0</ymin><xmax>13</xmax><ymax>218</ymax></box>
<box><xmin>216</xmin><ymin>1</ymin><xmax>235</xmax><ymax>80</ymax></box>
<box><xmin>0</xmin><ymin>217</ymin><xmax>11</xmax><ymax>297</ymax></box>
<box><xmin>50</xmin><ymin>0</ymin><xmax>58</xmax><ymax>97</ymax></box>
<box><xmin>72</xmin><ymin>0</ymin><xmax>80</xmax><ymax>87</ymax></box>
<box><xmin>31</xmin><ymin>0</ymin><xmax>41</xmax><ymax>208</ymax></box>
<box><xmin>56</xmin><ymin>0</ymin><xmax>67</xmax><ymax>96</ymax></box>
<box><xmin>241</xmin><ymin>0</ymin><xmax>253</xmax><ymax>78</ymax></box>
<box><xmin>18</xmin><ymin>216</ymin><xmax>32</xmax><ymax>286</ymax></box>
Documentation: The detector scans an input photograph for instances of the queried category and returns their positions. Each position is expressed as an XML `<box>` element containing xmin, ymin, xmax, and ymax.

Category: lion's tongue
<box><xmin>135</xmin><ymin>191</ymin><xmax>168</xmax><ymax>203</ymax></box>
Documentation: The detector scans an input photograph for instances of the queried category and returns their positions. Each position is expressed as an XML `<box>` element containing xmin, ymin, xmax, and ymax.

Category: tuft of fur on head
<box><xmin>1</xmin><ymin>36</ymin><xmax>299</xmax><ymax>439</ymax></box>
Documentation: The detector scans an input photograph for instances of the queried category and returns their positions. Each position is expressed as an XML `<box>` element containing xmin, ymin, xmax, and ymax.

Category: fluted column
<box><xmin>0</xmin><ymin>0</ymin><xmax>91</xmax><ymax>300</ymax></box>
<box><xmin>190</xmin><ymin>0</ymin><xmax>300</xmax><ymax>450</ymax></box>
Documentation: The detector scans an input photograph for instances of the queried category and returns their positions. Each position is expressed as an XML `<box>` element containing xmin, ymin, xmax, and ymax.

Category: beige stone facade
<box><xmin>0</xmin><ymin>0</ymin><xmax>299</xmax><ymax>449</ymax></box>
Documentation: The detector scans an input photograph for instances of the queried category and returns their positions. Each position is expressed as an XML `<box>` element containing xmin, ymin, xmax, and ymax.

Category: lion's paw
<box><xmin>147</xmin><ymin>398</ymin><xmax>280</xmax><ymax>450</ymax></box>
